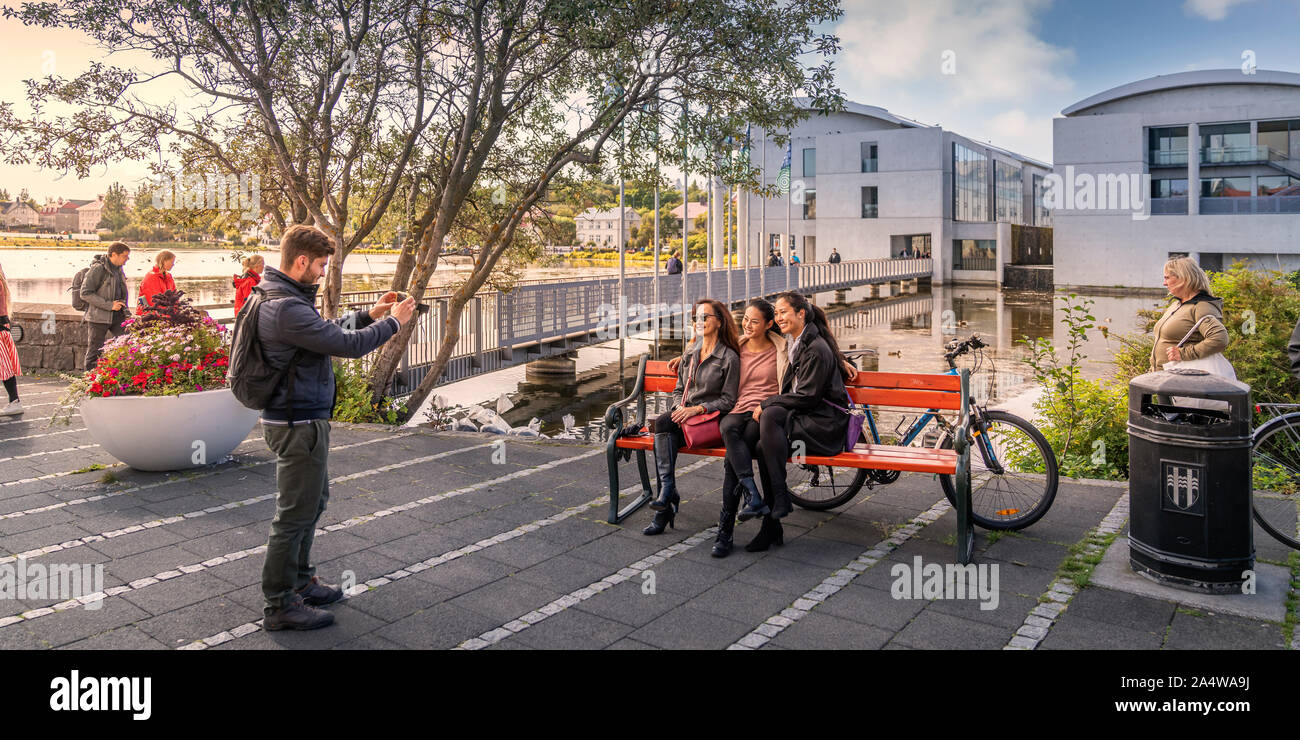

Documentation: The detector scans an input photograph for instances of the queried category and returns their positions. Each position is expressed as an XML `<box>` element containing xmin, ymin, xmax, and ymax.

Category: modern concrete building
<box><xmin>741</xmin><ymin>99</ymin><xmax>1051</xmax><ymax>284</ymax></box>
<box><xmin>575</xmin><ymin>206</ymin><xmax>641</xmax><ymax>249</ymax></box>
<box><xmin>1053</xmin><ymin>69</ymin><xmax>1300</xmax><ymax>290</ymax></box>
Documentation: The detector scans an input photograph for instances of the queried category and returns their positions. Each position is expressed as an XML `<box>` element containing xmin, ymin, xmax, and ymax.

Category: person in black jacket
<box><xmin>752</xmin><ymin>292</ymin><xmax>853</xmax><ymax>549</ymax></box>
<box><xmin>643</xmin><ymin>298</ymin><xmax>741</xmax><ymax>536</ymax></box>
<box><xmin>665</xmin><ymin>251</ymin><xmax>682</xmax><ymax>275</ymax></box>
<box><xmin>256</xmin><ymin>225</ymin><xmax>415</xmax><ymax>631</ymax></box>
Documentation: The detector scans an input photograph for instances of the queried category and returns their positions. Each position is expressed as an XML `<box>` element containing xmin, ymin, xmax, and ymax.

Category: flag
<box><xmin>777</xmin><ymin>140</ymin><xmax>791</xmax><ymax>193</ymax></box>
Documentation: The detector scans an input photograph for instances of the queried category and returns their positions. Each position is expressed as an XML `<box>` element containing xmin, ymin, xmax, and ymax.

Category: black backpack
<box><xmin>69</xmin><ymin>263</ymin><xmax>95</xmax><ymax>311</ymax></box>
<box><xmin>227</xmin><ymin>286</ymin><xmax>305</xmax><ymax>421</ymax></box>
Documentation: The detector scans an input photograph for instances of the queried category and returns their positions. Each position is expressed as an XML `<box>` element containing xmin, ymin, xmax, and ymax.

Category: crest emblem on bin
<box><xmin>1162</xmin><ymin>462</ymin><xmax>1201</xmax><ymax>511</ymax></box>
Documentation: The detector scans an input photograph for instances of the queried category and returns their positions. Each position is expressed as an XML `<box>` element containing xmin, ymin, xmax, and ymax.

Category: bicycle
<box><xmin>1249</xmin><ymin>404</ymin><xmax>1300</xmax><ymax>549</ymax></box>
<box><xmin>787</xmin><ymin>334</ymin><xmax>1060</xmax><ymax>530</ymax></box>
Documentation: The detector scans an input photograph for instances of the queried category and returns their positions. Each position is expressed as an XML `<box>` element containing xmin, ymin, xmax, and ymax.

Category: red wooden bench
<box><xmin>603</xmin><ymin>356</ymin><xmax>976</xmax><ymax>563</ymax></box>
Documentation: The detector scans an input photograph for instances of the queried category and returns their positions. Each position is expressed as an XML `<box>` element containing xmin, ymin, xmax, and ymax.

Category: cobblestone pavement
<box><xmin>2</xmin><ymin>378</ymin><xmax>1295</xmax><ymax>650</ymax></box>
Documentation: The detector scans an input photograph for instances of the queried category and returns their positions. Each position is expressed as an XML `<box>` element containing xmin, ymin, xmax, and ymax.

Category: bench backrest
<box><xmin>642</xmin><ymin>360</ymin><xmax>963</xmax><ymax>411</ymax></box>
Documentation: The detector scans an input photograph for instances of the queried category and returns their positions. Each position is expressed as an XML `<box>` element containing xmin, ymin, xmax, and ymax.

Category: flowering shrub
<box><xmin>54</xmin><ymin>291</ymin><xmax>231</xmax><ymax>424</ymax></box>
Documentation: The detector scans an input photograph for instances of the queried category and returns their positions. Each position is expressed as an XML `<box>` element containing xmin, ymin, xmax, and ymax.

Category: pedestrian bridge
<box><xmin>341</xmin><ymin>257</ymin><xmax>933</xmax><ymax>394</ymax></box>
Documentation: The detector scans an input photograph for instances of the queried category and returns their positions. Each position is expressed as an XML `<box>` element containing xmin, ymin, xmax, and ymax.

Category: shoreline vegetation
<box><xmin>0</xmin><ymin>237</ymin><xmax>403</xmax><ymax>256</ymax></box>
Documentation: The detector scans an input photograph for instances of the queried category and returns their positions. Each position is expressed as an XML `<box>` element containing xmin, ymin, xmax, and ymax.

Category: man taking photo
<box><xmin>255</xmin><ymin>224</ymin><xmax>415</xmax><ymax>630</ymax></box>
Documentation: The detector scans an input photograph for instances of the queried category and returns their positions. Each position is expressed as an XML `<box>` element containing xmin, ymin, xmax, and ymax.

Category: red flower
<box><xmin>89</xmin><ymin>383</ymin><xmax>103</xmax><ymax>394</ymax></box>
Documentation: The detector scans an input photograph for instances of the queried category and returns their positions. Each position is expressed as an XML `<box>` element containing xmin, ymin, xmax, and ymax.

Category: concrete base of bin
<box><xmin>1093</xmin><ymin>537</ymin><xmax>1289</xmax><ymax>623</ymax></box>
<box><xmin>1129</xmin><ymin>538</ymin><xmax>1253</xmax><ymax>595</ymax></box>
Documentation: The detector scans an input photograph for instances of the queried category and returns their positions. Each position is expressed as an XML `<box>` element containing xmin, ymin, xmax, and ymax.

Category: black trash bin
<box><xmin>1127</xmin><ymin>368</ymin><xmax>1253</xmax><ymax>594</ymax></box>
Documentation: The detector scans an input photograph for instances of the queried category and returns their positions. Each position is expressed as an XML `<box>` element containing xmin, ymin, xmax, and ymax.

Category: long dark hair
<box><xmin>694</xmin><ymin>298</ymin><xmax>741</xmax><ymax>356</ymax></box>
<box><xmin>775</xmin><ymin>292</ymin><xmax>852</xmax><ymax>381</ymax></box>
<box><xmin>746</xmin><ymin>298</ymin><xmax>776</xmax><ymax>339</ymax></box>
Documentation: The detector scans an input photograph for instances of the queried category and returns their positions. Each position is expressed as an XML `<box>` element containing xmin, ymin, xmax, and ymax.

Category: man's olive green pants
<box><xmin>260</xmin><ymin>419</ymin><xmax>330</xmax><ymax>614</ymax></box>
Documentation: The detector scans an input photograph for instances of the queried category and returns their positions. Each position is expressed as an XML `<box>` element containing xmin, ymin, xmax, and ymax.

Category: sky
<box><xmin>2</xmin><ymin>0</ymin><xmax>1299</xmax><ymax>201</ymax></box>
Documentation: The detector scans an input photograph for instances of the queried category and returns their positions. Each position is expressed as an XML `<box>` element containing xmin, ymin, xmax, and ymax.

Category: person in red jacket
<box><xmin>233</xmin><ymin>254</ymin><xmax>265</xmax><ymax>313</ymax></box>
<box><xmin>136</xmin><ymin>250</ymin><xmax>176</xmax><ymax>314</ymax></box>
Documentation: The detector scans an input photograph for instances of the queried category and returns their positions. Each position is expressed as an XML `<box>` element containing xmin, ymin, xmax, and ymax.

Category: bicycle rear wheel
<box><xmin>786</xmin><ymin>464</ymin><xmax>869</xmax><ymax>511</ymax></box>
<box><xmin>938</xmin><ymin>410</ymin><xmax>1058</xmax><ymax>530</ymax></box>
<box><xmin>1250</xmin><ymin>414</ymin><xmax>1300</xmax><ymax>550</ymax></box>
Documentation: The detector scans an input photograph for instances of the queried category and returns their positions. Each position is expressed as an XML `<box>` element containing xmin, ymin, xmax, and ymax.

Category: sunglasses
<box><xmin>693</xmin><ymin>314</ymin><xmax>722</xmax><ymax>324</ymax></box>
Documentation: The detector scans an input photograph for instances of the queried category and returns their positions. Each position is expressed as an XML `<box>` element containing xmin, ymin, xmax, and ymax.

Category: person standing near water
<box><xmin>233</xmin><ymin>254</ymin><xmax>265</xmax><ymax>313</ymax></box>
<box><xmin>136</xmin><ymin>250</ymin><xmax>176</xmax><ymax>314</ymax></box>
<box><xmin>0</xmin><ymin>261</ymin><xmax>24</xmax><ymax>416</ymax></box>
<box><xmin>80</xmin><ymin>242</ymin><xmax>131</xmax><ymax>370</ymax></box>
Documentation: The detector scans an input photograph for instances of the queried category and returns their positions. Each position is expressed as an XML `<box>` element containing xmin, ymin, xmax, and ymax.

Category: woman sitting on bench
<box><xmin>666</xmin><ymin>298</ymin><xmax>859</xmax><ymax>556</ymax></box>
<box><xmin>643</xmin><ymin>299</ymin><xmax>740</xmax><ymax>536</ymax></box>
<box><xmin>751</xmin><ymin>292</ymin><xmax>855</xmax><ymax>549</ymax></box>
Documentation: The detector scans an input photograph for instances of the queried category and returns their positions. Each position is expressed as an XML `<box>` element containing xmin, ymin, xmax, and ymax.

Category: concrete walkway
<box><xmin>1</xmin><ymin>377</ymin><xmax>1295</xmax><ymax>650</ymax></box>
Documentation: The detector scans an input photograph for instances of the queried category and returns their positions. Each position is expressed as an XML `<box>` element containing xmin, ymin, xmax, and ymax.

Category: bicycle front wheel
<box><xmin>1250</xmin><ymin>414</ymin><xmax>1300</xmax><ymax>550</ymax></box>
<box><xmin>938</xmin><ymin>410</ymin><xmax>1059</xmax><ymax>530</ymax></box>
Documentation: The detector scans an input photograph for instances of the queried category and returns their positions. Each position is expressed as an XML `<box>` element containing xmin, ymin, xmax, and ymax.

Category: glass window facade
<box><xmin>952</xmin><ymin>142</ymin><xmax>989</xmax><ymax>222</ymax></box>
<box><xmin>860</xmin><ymin>142</ymin><xmax>877</xmax><ymax>172</ymax></box>
<box><xmin>1153</xmin><ymin>179</ymin><xmax>1189</xmax><ymax>198</ymax></box>
<box><xmin>1259</xmin><ymin>119</ymin><xmax>1300</xmax><ymax>161</ymax></box>
<box><xmin>1201</xmin><ymin>177</ymin><xmax>1252</xmax><ymax>197</ymax></box>
<box><xmin>1258</xmin><ymin>176</ymin><xmax>1300</xmax><ymax>196</ymax></box>
<box><xmin>1200</xmin><ymin>122</ymin><xmax>1250</xmax><ymax>153</ymax></box>
<box><xmin>952</xmin><ymin>239</ymin><xmax>996</xmax><ymax>271</ymax></box>
<box><xmin>1032</xmin><ymin>174</ymin><xmax>1052</xmax><ymax>226</ymax></box>
<box><xmin>995</xmin><ymin>161</ymin><xmax>1023</xmax><ymax>223</ymax></box>
<box><xmin>861</xmin><ymin>186</ymin><xmax>878</xmax><ymax>218</ymax></box>
<box><xmin>803</xmin><ymin>189</ymin><xmax>816</xmax><ymax>220</ymax></box>
<box><xmin>802</xmin><ymin>147</ymin><xmax>816</xmax><ymax>177</ymax></box>
<box><xmin>1148</xmin><ymin>126</ymin><xmax>1188</xmax><ymax>166</ymax></box>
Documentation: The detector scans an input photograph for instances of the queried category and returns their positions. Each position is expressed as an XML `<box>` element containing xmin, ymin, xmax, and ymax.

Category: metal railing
<box><xmin>1199</xmin><ymin>195</ymin><xmax>1300</xmax><ymax>215</ymax></box>
<box><xmin>1151</xmin><ymin>197</ymin><xmax>1189</xmax><ymax>215</ymax></box>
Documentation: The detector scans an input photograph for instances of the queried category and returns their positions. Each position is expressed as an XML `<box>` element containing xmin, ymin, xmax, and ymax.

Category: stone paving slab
<box><xmin>1</xmin><ymin>387</ymin><xmax>1294</xmax><ymax>650</ymax></box>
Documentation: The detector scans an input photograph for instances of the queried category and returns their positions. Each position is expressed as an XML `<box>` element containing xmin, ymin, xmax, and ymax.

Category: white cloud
<box><xmin>830</xmin><ymin>0</ymin><xmax>1074</xmax><ymax>163</ymax></box>
<box><xmin>835</xmin><ymin>0</ymin><xmax>1075</xmax><ymax>105</ymax></box>
<box><xmin>1182</xmin><ymin>0</ymin><xmax>1255</xmax><ymax>21</ymax></box>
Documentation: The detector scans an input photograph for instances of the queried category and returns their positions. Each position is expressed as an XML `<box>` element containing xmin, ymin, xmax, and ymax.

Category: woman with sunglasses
<box><xmin>643</xmin><ymin>299</ymin><xmax>741</xmax><ymax>536</ymax></box>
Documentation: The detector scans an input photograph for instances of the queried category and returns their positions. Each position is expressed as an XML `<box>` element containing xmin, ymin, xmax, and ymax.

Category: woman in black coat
<box><xmin>751</xmin><ymin>292</ymin><xmax>854</xmax><ymax>549</ymax></box>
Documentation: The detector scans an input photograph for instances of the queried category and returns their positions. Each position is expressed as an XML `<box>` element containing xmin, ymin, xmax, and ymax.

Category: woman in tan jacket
<box><xmin>1149</xmin><ymin>257</ymin><xmax>1229</xmax><ymax>372</ymax></box>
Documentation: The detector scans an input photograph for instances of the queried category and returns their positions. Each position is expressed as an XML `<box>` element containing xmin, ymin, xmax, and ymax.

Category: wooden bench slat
<box><xmin>848</xmin><ymin>370</ymin><xmax>961</xmax><ymax>391</ymax></box>
<box><xmin>613</xmin><ymin>435</ymin><xmax>957</xmax><ymax>474</ymax></box>
<box><xmin>847</xmin><ymin>387</ymin><xmax>963</xmax><ymax>410</ymax></box>
<box><xmin>645</xmin><ymin>376</ymin><xmax>677</xmax><ymax>393</ymax></box>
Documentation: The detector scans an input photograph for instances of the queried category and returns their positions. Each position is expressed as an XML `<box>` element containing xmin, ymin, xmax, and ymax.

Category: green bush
<box><xmin>1015</xmin><ymin>294</ymin><xmax>1128</xmax><ymax>480</ymax></box>
<box><xmin>1209</xmin><ymin>262</ymin><xmax>1300</xmax><ymax>406</ymax></box>
<box><xmin>332</xmin><ymin>358</ymin><xmax>407</xmax><ymax>424</ymax></box>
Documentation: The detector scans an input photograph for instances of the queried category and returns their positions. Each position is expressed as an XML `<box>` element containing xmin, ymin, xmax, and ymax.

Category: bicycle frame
<box><xmin>860</xmin><ymin>365</ymin><xmax>1006</xmax><ymax>475</ymax></box>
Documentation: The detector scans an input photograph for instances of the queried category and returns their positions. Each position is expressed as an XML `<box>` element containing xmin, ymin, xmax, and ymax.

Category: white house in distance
<box><xmin>0</xmin><ymin>201</ymin><xmax>40</xmax><ymax>228</ymax></box>
<box><xmin>77</xmin><ymin>197</ymin><xmax>104</xmax><ymax>233</ymax></box>
<box><xmin>574</xmin><ymin>206</ymin><xmax>641</xmax><ymax>249</ymax></box>
<box><xmin>741</xmin><ymin>98</ymin><xmax>1052</xmax><ymax>284</ymax></box>
<box><xmin>1052</xmin><ymin>69</ymin><xmax>1300</xmax><ymax>290</ymax></box>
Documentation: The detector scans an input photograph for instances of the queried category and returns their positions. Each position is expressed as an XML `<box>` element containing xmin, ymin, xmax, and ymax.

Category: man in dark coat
<box><xmin>80</xmin><ymin>242</ymin><xmax>131</xmax><ymax>369</ymax></box>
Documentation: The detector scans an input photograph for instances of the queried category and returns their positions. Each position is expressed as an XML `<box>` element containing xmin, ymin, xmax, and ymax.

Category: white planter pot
<box><xmin>80</xmin><ymin>387</ymin><xmax>259</xmax><ymax>472</ymax></box>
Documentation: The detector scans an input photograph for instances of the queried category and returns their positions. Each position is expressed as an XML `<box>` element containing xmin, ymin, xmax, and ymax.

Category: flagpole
<box><xmin>618</xmin><ymin>119</ymin><xmax>626</xmax><ymax>372</ymax></box>
<box><xmin>760</xmin><ymin>126</ymin><xmax>766</xmax><ymax>300</ymax></box>
<box><xmin>785</xmin><ymin>134</ymin><xmax>792</xmax><ymax>294</ymax></box>
<box><xmin>681</xmin><ymin>99</ymin><xmax>689</xmax><ymax>345</ymax></box>
<box><xmin>705</xmin><ymin>174</ymin><xmax>712</xmax><ymax>299</ymax></box>
<box><xmin>724</xmin><ymin>183</ymin><xmax>732</xmax><ymax>308</ymax></box>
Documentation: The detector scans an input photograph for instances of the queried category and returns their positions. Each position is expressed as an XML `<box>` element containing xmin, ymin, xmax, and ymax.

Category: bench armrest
<box><xmin>604</xmin><ymin>354</ymin><xmax>650</xmax><ymax>432</ymax></box>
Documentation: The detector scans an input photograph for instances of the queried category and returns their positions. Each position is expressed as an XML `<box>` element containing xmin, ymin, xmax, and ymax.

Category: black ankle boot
<box><xmin>744</xmin><ymin>516</ymin><xmax>785</xmax><ymax>552</ymax></box>
<box><xmin>642</xmin><ymin>505</ymin><xmax>676</xmax><ymax>536</ymax></box>
<box><xmin>770</xmin><ymin>488</ymin><xmax>792</xmax><ymax>520</ymax></box>
<box><xmin>735</xmin><ymin>475</ymin><xmax>770</xmax><ymax>522</ymax></box>
<box><xmin>650</xmin><ymin>432</ymin><xmax>680</xmax><ymax>511</ymax></box>
<box><xmin>712</xmin><ymin>507</ymin><xmax>737</xmax><ymax>557</ymax></box>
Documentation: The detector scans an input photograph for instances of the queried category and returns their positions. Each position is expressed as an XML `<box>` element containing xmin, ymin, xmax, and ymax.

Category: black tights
<box><xmin>720</xmin><ymin>413</ymin><xmax>775</xmax><ymax>513</ymax></box>
<box><xmin>3</xmin><ymin>377</ymin><xmax>16</xmax><ymax>403</ymax></box>
<box><xmin>758</xmin><ymin>405</ymin><xmax>794</xmax><ymax>502</ymax></box>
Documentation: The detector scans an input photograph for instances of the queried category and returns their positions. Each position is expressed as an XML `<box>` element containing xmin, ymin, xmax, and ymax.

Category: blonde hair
<box><xmin>1163</xmin><ymin>256</ymin><xmax>1210</xmax><ymax>296</ymax></box>
<box><xmin>155</xmin><ymin>250</ymin><xmax>176</xmax><ymax>270</ymax></box>
<box><xmin>241</xmin><ymin>254</ymin><xmax>265</xmax><ymax>272</ymax></box>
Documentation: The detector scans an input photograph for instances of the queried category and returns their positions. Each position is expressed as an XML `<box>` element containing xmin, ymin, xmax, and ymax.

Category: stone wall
<box><xmin>9</xmin><ymin>302</ymin><xmax>91</xmax><ymax>373</ymax></box>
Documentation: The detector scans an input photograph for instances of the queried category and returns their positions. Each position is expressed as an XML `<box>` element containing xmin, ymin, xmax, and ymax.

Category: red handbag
<box><xmin>680</xmin><ymin>357</ymin><xmax>722</xmax><ymax>448</ymax></box>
